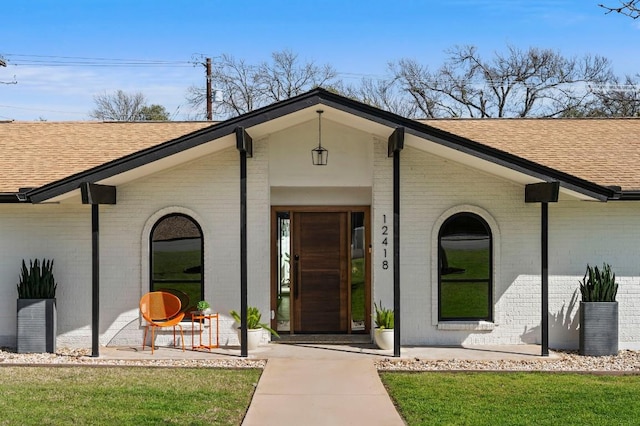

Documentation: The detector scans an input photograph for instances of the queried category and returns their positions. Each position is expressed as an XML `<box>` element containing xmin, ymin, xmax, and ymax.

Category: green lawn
<box><xmin>381</xmin><ymin>371</ymin><xmax>640</xmax><ymax>426</ymax></box>
<box><xmin>0</xmin><ymin>366</ymin><xmax>261</xmax><ymax>426</ymax></box>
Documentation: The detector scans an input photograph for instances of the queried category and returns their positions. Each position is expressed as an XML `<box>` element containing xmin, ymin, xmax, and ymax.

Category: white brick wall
<box><xmin>0</xmin><ymin>203</ymin><xmax>91</xmax><ymax>347</ymax></box>
<box><xmin>372</xmin><ymin>137</ymin><xmax>394</xmax><ymax>318</ymax></box>
<box><xmin>2</xmin><ymin>126</ymin><xmax>640</xmax><ymax>351</ymax></box>
<box><xmin>395</xmin><ymin>145</ymin><xmax>640</xmax><ymax>349</ymax></box>
<box><xmin>397</xmin><ymin>146</ymin><xmax>540</xmax><ymax>345</ymax></box>
<box><xmin>100</xmin><ymin>146</ymin><xmax>248</xmax><ymax>347</ymax></box>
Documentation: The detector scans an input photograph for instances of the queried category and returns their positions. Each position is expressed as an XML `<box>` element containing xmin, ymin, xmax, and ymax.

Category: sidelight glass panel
<box><xmin>351</xmin><ymin>212</ymin><xmax>366</xmax><ymax>331</ymax></box>
<box><xmin>276</xmin><ymin>212</ymin><xmax>291</xmax><ymax>332</ymax></box>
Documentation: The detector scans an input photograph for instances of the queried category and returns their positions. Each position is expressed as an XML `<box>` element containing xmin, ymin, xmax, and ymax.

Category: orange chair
<box><xmin>140</xmin><ymin>291</ymin><xmax>186</xmax><ymax>354</ymax></box>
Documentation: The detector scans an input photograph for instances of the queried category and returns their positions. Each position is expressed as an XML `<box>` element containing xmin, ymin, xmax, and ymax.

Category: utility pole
<box><xmin>191</xmin><ymin>55</ymin><xmax>215</xmax><ymax>120</ymax></box>
<box><xmin>206</xmin><ymin>57</ymin><xmax>212</xmax><ymax>121</ymax></box>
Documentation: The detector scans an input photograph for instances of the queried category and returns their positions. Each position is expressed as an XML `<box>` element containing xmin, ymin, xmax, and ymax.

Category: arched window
<box><xmin>438</xmin><ymin>212</ymin><xmax>492</xmax><ymax>321</ymax></box>
<box><xmin>150</xmin><ymin>214</ymin><xmax>203</xmax><ymax>316</ymax></box>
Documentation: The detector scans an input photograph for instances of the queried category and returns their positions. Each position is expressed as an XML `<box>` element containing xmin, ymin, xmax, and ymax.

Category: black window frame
<box><xmin>437</xmin><ymin>212</ymin><xmax>493</xmax><ymax>322</ymax></box>
<box><xmin>149</xmin><ymin>213</ymin><xmax>204</xmax><ymax>318</ymax></box>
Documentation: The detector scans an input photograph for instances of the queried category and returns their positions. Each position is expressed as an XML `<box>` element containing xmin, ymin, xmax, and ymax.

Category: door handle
<box><xmin>293</xmin><ymin>254</ymin><xmax>300</xmax><ymax>299</ymax></box>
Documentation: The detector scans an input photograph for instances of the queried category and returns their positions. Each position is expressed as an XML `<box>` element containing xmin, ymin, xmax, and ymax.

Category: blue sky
<box><xmin>1</xmin><ymin>0</ymin><xmax>638</xmax><ymax>121</ymax></box>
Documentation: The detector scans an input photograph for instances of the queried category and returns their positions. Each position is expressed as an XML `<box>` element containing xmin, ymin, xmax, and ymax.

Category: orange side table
<box><xmin>191</xmin><ymin>313</ymin><xmax>219</xmax><ymax>350</ymax></box>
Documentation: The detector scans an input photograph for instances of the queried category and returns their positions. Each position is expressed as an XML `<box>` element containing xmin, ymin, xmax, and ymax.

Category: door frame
<box><xmin>270</xmin><ymin>206</ymin><xmax>371</xmax><ymax>334</ymax></box>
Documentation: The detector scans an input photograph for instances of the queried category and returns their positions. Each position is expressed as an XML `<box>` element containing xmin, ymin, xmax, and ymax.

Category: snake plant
<box><xmin>17</xmin><ymin>259</ymin><xmax>57</xmax><ymax>299</ymax></box>
<box><xmin>579</xmin><ymin>263</ymin><xmax>618</xmax><ymax>302</ymax></box>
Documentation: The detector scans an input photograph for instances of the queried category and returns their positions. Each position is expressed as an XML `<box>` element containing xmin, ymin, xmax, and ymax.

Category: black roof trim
<box><xmin>615</xmin><ymin>191</ymin><xmax>640</xmax><ymax>200</ymax></box>
<box><xmin>0</xmin><ymin>193</ymin><xmax>22</xmax><ymax>203</ymax></box>
<box><xmin>26</xmin><ymin>88</ymin><xmax>614</xmax><ymax>203</ymax></box>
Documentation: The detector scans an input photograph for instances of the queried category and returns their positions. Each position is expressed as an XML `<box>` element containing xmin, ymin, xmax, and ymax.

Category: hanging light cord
<box><xmin>317</xmin><ymin>110</ymin><xmax>323</xmax><ymax>148</ymax></box>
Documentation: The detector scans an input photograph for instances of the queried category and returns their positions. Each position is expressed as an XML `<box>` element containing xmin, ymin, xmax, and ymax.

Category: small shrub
<box><xmin>374</xmin><ymin>301</ymin><xmax>394</xmax><ymax>329</ymax></box>
<box><xmin>230</xmin><ymin>306</ymin><xmax>279</xmax><ymax>337</ymax></box>
<box><xmin>196</xmin><ymin>300</ymin><xmax>210</xmax><ymax>311</ymax></box>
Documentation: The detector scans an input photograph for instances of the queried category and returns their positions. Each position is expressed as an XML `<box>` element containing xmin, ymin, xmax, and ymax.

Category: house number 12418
<box><xmin>382</xmin><ymin>214</ymin><xmax>389</xmax><ymax>270</ymax></box>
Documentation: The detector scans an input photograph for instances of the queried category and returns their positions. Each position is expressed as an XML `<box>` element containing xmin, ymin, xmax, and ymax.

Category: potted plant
<box><xmin>196</xmin><ymin>300</ymin><xmax>212</xmax><ymax>315</ymax></box>
<box><xmin>230</xmin><ymin>306</ymin><xmax>279</xmax><ymax>350</ymax></box>
<box><xmin>579</xmin><ymin>263</ymin><xmax>618</xmax><ymax>356</ymax></box>
<box><xmin>373</xmin><ymin>301</ymin><xmax>394</xmax><ymax>350</ymax></box>
<box><xmin>16</xmin><ymin>259</ymin><xmax>58</xmax><ymax>353</ymax></box>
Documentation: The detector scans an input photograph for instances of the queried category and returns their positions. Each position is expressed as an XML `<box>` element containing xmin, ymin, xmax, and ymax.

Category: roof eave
<box><xmin>23</xmin><ymin>88</ymin><xmax>616</xmax><ymax>203</ymax></box>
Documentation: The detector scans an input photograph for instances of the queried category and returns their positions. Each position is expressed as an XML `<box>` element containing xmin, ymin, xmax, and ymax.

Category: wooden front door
<box><xmin>292</xmin><ymin>211</ymin><xmax>348</xmax><ymax>333</ymax></box>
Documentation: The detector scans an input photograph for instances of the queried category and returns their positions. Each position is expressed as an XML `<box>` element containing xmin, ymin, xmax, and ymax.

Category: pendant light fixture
<box><xmin>311</xmin><ymin>110</ymin><xmax>328</xmax><ymax>166</ymax></box>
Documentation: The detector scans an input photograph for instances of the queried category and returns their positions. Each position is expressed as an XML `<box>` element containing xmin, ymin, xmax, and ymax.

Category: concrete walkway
<box><xmin>242</xmin><ymin>358</ymin><xmax>405</xmax><ymax>426</ymax></box>
<box><xmin>239</xmin><ymin>343</ymin><xmax>547</xmax><ymax>425</ymax></box>
<box><xmin>97</xmin><ymin>343</ymin><xmax>549</xmax><ymax>426</ymax></box>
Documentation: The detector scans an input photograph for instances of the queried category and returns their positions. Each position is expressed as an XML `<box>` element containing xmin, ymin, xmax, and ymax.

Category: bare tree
<box><xmin>346</xmin><ymin>77</ymin><xmax>419</xmax><ymax>117</ymax></box>
<box><xmin>90</xmin><ymin>90</ymin><xmax>147</xmax><ymax>121</ymax></box>
<box><xmin>256</xmin><ymin>50</ymin><xmax>338</xmax><ymax>103</ymax></box>
<box><xmin>390</xmin><ymin>59</ymin><xmax>460</xmax><ymax>118</ymax></box>
<box><xmin>90</xmin><ymin>90</ymin><xmax>170</xmax><ymax>121</ymax></box>
<box><xmin>391</xmin><ymin>45</ymin><xmax>613</xmax><ymax>118</ymax></box>
<box><xmin>566</xmin><ymin>75</ymin><xmax>640</xmax><ymax>117</ymax></box>
<box><xmin>186</xmin><ymin>50</ymin><xmax>341</xmax><ymax>119</ymax></box>
<box><xmin>600</xmin><ymin>1</ymin><xmax>640</xmax><ymax>18</ymax></box>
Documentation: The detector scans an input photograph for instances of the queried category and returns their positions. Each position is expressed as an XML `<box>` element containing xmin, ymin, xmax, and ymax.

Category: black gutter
<box><xmin>0</xmin><ymin>193</ymin><xmax>22</xmax><ymax>203</ymax></box>
<box><xmin>615</xmin><ymin>191</ymin><xmax>640</xmax><ymax>200</ymax></box>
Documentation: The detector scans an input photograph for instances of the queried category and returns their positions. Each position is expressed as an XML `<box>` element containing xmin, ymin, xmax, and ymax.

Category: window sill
<box><xmin>437</xmin><ymin>321</ymin><xmax>495</xmax><ymax>331</ymax></box>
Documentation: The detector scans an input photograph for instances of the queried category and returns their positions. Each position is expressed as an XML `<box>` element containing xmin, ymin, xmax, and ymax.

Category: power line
<box><xmin>3</xmin><ymin>53</ymin><xmax>392</xmax><ymax>81</ymax></box>
<box><xmin>2</xmin><ymin>53</ymin><xmax>193</xmax><ymax>68</ymax></box>
<box><xmin>0</xmin><ymin>104</ymin><xmax>87</xmax><ymax>115</ymax></box>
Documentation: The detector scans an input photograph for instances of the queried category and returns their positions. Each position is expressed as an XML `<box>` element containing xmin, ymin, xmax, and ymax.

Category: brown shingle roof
<box><xmin>423</xmin><ymin>117</ymin><xmax>640</xmax><ymax>191</ymax></box>
<box><xmin>0</xmin><ymin>121</ymin><xmax>212</xmax><ymax>193</ymax></box>
<box><xmin>1</xmin><ymin>117</ymin><xmax>640</xmax><ymax>194</ymax></box>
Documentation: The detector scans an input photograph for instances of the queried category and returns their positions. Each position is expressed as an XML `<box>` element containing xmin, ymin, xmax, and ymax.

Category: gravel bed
<box><xmin>376</xmin><ymin>350</ymin><xmax>640</xmax><ymax>372</ymax></box>
<box><xmin>0</xmin><ymin>347</ymin><xmax>265</xmax><ymax>369</ymax></box>
<box><xmin>3</xmin><ymin>347</ymin><xmax>640</xmax><ymax>372</ymax></box>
